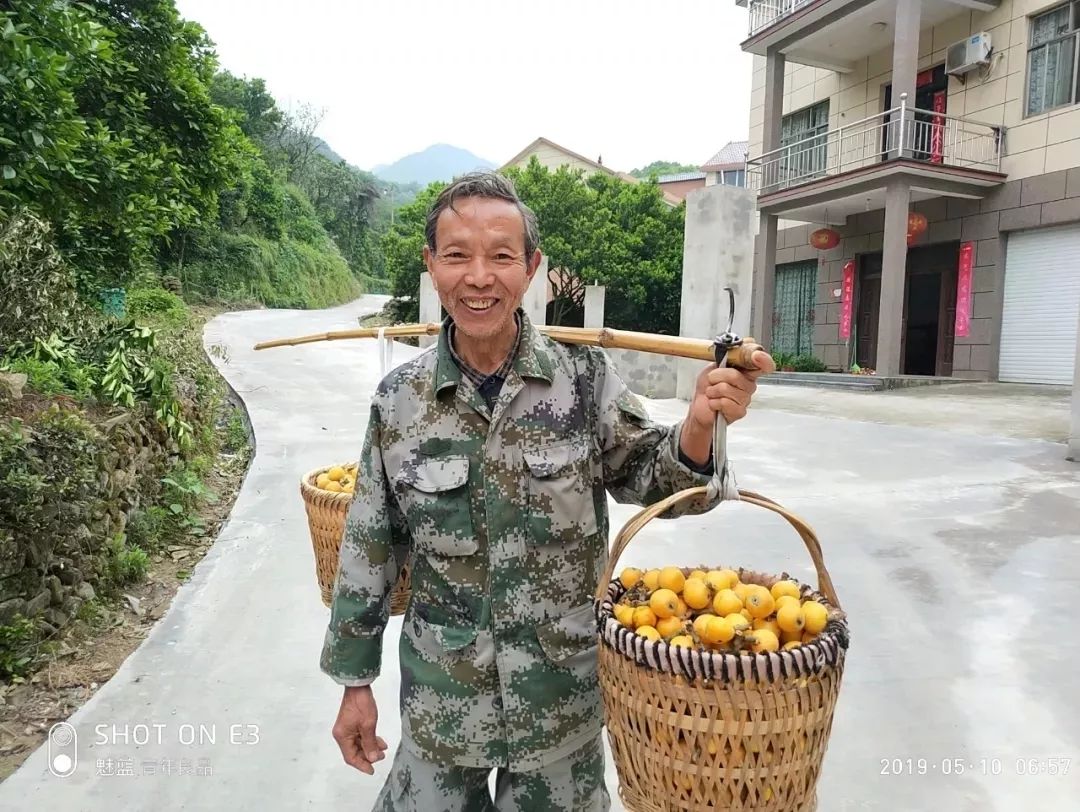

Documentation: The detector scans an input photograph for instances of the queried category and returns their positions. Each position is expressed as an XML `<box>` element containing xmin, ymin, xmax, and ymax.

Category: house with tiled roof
<box><xmin>501</xmin><ymin>137</ymin><xmax>683</xmax><ymax>206</ymax></box>
<box><xmin>701</xmin><ymin>140</ymin><xmax>749</xmax><ymax>188</ymax></box>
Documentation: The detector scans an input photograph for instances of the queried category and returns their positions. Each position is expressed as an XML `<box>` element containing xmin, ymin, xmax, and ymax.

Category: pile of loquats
<box><xmin>613</xmin><ymin>566</ymin><xmax>829</xmax><ymax>655</ymax></box>
<box><xmin>314</xmin><ymin>464</ymin><xmax>356</xmax><ymax>495</ymax></box>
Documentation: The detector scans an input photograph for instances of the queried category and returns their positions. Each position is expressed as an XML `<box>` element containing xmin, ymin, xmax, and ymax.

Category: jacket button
<box><xmin>492</xmin><ymin>696</ymin><xmax>503</xmax><ymax>710</ymax></box>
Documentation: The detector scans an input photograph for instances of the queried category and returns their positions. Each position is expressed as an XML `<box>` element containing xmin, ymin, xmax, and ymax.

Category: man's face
<box><xmin>424</xmin><ymin>197</ymin><xmax>541</xmax><ymax>340</ymax></box>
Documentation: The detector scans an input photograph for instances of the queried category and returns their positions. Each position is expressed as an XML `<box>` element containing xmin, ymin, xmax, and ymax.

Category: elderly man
<box><xmin>321</xmin><ymin>171</ymin><xmax>773</xmax><ymax>810</ymax></box>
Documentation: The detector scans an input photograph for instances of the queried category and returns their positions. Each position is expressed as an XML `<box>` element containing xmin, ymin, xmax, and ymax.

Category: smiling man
<box><xmin>321</xmin><ymin>172</ymin><xmax>773</xmax><ymax>811</ymax></box>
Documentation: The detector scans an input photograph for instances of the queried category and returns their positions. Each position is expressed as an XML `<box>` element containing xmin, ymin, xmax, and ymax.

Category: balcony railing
<box><xmin>745</xmin><ymin>95</ymin><xmax>1005</xmax><ymax>196</ymax></box>
<box><xmin>748</xmin><ymin>0</ymin><xmax>819</xmax><ymax>37</ymax></box>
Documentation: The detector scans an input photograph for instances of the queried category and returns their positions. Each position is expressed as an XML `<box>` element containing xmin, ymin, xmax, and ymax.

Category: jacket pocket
<box><xmin>395</xmin><ymin>456</ymin><xmax>477</xmax><ymax>556</ymax></box>
<box><xmin>523</xmin><ymin>440</ymin><xmax>599</xmax><ymax>545</ymax></box>
<box><xmin>409</xmin><ymin>610</ymin><xmax>479</xmax><ymax>656</ymax></box>
<box><xmin>535</xmin><ymin>602</ymin><xmax>598</xmax><ymax>666</ymax></box>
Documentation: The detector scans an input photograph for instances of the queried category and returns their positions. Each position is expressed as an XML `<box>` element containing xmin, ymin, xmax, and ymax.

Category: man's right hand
<box><xmin>332</xmin><ymin>685</ymin><xmax>388</xmax><ymax>774</ymax></box>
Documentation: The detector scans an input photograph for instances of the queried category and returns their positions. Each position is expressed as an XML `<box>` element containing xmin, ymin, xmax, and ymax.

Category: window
<box><xmin>779</xmin><ymin>101</ymin><xmax>830</xmax><ymax>184</ymax></box>
<box><xmin>721</xmin><ymin>169</ymin><xmax>746</xmax><ymax>187</ymax></box>
<box><xmin>1027</xmin><ymin>2</ymin><xmax>1080</xmax><ymax>116</ymax></box>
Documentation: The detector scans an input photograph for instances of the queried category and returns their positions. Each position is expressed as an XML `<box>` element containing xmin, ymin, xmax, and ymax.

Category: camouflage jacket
<box><xmin>320</xmin><ymin>312</ymin><xmax>717</xmax><ymax>770</ymax></box>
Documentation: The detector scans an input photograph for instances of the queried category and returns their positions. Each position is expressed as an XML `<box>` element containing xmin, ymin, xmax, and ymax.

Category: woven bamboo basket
<box><xmin>595</xmin><ymin>488</ymin><xmax>849</xmax><ymax>812</ymax></box>
<box><xmin>299</xmin><ymin>465</ymin><xmax>411</xmax><ymax>614</ymax></box>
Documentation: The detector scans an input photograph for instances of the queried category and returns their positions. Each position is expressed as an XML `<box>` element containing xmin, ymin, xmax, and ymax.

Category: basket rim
<box><xmin>596</xmin><ymin>570</ymin><xmax>850</xmax><ymax>683</ymax></box>
<box><xmin>300</xmin><ymin>465</ymin><xmax>356</xmax><ymax>503</ymax></box>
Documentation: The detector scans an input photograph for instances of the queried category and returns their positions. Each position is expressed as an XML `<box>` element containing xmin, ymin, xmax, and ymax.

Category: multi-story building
<box><xmin>739</xmin><ymin>0</ymin><xmax>1080</xmax><ymax>383</ymax></box>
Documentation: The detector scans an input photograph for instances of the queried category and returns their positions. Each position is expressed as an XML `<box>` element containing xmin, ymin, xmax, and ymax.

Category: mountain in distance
<box><xmin>373</xmin><ymin>143</ymin><xmax>495</xmax><ymax>185</ymax></box>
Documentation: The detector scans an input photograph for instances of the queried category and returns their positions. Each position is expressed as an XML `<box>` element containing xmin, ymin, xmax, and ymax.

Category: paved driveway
<box><xmin>2</xmin><ymin>297</ymin><xmax>1078</xmax><ymax>810</ymax></box>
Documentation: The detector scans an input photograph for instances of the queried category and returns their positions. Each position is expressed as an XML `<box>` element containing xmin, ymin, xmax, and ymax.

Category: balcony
<box><xmin>747</xmin><ymin>0</ymin><xmax>818</xmax><ymax>38</ymax></box>
<box><xmin>738</xmin><ymin>0</ymin><xmax>1000</xmax><ymax>71</ymax></box>
<box><xmin>745</xmin><ymin>96</ymin><xmax>1006</xmax><ymax>221</ymax></box>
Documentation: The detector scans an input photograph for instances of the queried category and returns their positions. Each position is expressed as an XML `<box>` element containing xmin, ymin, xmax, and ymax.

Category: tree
<box><xmin>629</xmin><ymin>160</ymin><xmax>700</xmax><ymax>179</ymax></box>
<box><xmin>0</xmin><ymin>0</ymin><xmax>249</xmax><ymax>290</ymax></box>
<box><xmin>270</xmin><ymin>103</ymin><xmax>325</xmax><ymax>184</ymax></box>
<box><xmin>382</xmin><ymin>160</ymin><xmax>685</xmax><ymax>334</ymax></box>
<box><xmin>383</xmin><ymin>182</ymin><xmax>446</xmax><ymax>315</ymax></box>
<box><xmin>210</xmin><ymin>71</ymin><xmax>283</xmax><ymax>142</ymax></box>
<box><xmin>299</xmin><ymin>155</ymin><xmax>380</xmax><ymax>275</ymax></box>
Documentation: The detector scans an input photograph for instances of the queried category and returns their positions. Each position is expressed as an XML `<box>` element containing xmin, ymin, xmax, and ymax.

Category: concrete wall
<box><xmin>770</xmin><ymin>167</ymin><xmax>1080</xmax><ymax>377</ymax></box>
<box><xmin>677</xmin><ymin>185</ymin><xmax>757</xmax><ymax>400</ymax></box>
<box><xmin>606</xmin><ymin>349</ymin><xmax>678</xmax><ymax>399</ymax></box>
<box><xmin>748</xmin><ymin>1</ymin><xmax>1080</xmax><ymax>183</ymax></box>
<box><xmin>418</xmin><ymin>272</ymin><xmax>441</xmax><ymax>349</ymax></box>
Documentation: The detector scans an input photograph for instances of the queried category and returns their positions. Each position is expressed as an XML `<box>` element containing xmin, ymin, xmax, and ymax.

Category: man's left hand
<box><xmin>688</xmin><ymin>350</ymin><xmax>776</xmax><ymax>429</ymax></box>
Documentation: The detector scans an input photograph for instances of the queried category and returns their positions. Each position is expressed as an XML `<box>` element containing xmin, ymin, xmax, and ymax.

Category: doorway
<box><xmin>854</xmin><ymin>243</ymin><xmax>959</xmax><ymax>375</ymax></box>
<box><xmin>884</xmin><ymin>65</ymin><xmax>949</xmax><ymax>163</ymax></box>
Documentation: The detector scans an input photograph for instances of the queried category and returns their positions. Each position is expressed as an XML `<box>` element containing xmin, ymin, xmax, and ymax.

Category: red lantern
<box><xmin>809</xmin><ymin>228</ymin><xmax>840</xmax><ymax>250</ymax></box>
<box><xmin>907</xmin><ymin>211</ymin><xmax>928</xmax><ymax>236</ymax></box>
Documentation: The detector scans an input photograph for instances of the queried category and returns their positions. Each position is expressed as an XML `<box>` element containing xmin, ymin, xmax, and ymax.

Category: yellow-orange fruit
<box><xmin>713</xmin><ymin>589</ymin><xmax>742</xmax><ymax>616</ymax></box>
<box><xmin>706</xmin><ymin>569</ymin><xmax>740</xmax><ymax>591</ymax></box>
<box><xmin>650</xmin><ymin>589</ymin><xmax>680</xmax><ymax>620</ymax></box>
<box><xmin>776</xmin><ymin>602</ymin><xmax>806</xmax><ymax>635</ymax></box>
<box><xmin>802</xmin><ymin>600</ymin><xmax>829</xmax><ymax>635</ymax></box>
<box><xmin>619</xmin><ymin>568</ymin><xmax>643</xmax><ymax>590</ymax></box>
<box><xmin>658</xmin><ymin>567</ymin><xmax>686</xmax><ymax>593</ymax></box>
<box><xmin>633</xmin><ymin>606</ymin><xmax>658</xmax><ymax>629</ymax></box>
<box><xmin>770</xmin><ymin>580</ymin><xmax>801</xmax><ymax>601</ymax></box>
<box><xmin>657</xmin><ymin>615</ymin><xmax>685</xmax><ymax>639</ymax></box>
<box><xmin>682</xmin><ymin>578</ymin><xmax>711</xmax><ymax>610</ymax></box>
<box><xmin>703</xmin><ymin>616</ymin><xmax>735</xmax><ymax>645</ymax></box>
<box><xmin>750</xmin><ymin>628</ymin><xmax>780</xmax><ymax>653</ymax></box>
<box><xmin>744</xmin><ymin>585</ymin><xmax>776</xmax><ymax>619</ymax></box>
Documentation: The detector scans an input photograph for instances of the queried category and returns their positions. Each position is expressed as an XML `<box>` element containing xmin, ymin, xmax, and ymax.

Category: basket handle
<box><xmin>595</xmin><ymin>487</ymin><xmax>841</xmax><ymax>609</ymax></box>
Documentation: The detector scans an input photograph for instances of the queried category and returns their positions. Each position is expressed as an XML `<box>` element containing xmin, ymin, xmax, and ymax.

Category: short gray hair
<box><xmin>425</xmin><ymin>171</ymin><xmax>540</xmax><ymax>259</ymax></box>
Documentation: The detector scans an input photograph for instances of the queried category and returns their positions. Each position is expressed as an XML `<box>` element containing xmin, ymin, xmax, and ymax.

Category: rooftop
<box><xmin>702</xmin><ymin>140</ymin><xmax>750</xmax><ymax>170</ymax></box>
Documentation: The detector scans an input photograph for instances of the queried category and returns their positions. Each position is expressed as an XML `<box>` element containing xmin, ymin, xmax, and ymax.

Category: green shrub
<box><xmin>125</xmin><ymin>506</ymin><xmax>171</xmax><ymax>552</ymax></box>
<box><xmin>0</xmin><ymin>213</ymin><xmax>84</xmax><ymax>350</ymax></box>
<box><xmin>181</xmin><ymin>231</ymin><xmax>360</xmax><ymax>309</ymax></box>
<box><xmin>102</xmin><ymin>536</ymin><xmax>149</xmax><ymax>590</ymax></box>
<box><xmin>358</xmin><ymin>273</ymin><xmax>391</xmax><ymax>295</ymax></box>
<box><xmin>0</xmin><ymin>615</ymin><xmax>37</xmax><ymax>680</ymax></box>
<box><xmin>126</xmin><ymin>288</ymin><xmax>190</xmax><ymax>325</ymax></box>
<box><xmin>792</xmin><ymin>354</ymin><xmax>828</xmax><ymax>373</ymax></box>
<box><xmin>2</xmin><ymin>357</ymin><xmax>69</xmax><ymax>397</ymax></box>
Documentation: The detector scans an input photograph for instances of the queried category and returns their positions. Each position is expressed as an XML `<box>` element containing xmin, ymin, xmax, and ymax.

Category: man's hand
<box><xmin>332</xmin><ymin>685</ymin><xmax>388</xmax><ymax>774</ymax></box>
<box><xmin>680</xmin><ymin>350</ymin><xmax>775</xmax><ymax>466</ymax></box>
<box><xmin>689</xmin><ymin>350</ymin><xmax>775</xmax><ymax>428</ymax></box>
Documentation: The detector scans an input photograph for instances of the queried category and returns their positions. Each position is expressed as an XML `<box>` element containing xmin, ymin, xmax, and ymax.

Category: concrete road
<box><xmin>2</xmin><ymin>297</ymin><xmax>1079</xmax><ymax>811</ymax></box>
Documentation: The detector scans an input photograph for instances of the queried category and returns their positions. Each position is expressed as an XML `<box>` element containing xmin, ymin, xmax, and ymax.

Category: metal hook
<box><xmin>713</xmin><ymin>287</ymin><xmax>743</xmax><ymax>365</ymax></box>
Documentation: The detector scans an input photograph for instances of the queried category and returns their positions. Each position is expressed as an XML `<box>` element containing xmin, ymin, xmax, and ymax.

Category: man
<box><xmin>321</xmin><ymin>171</ymin><xmax>773</xmax><ymax>810</ymax></box>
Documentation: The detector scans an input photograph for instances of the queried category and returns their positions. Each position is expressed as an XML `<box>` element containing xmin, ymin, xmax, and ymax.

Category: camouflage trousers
<box><xmin>372</xmin><ymin>734</ymin><xmax>610</xmax><ymax>812</ymax></box>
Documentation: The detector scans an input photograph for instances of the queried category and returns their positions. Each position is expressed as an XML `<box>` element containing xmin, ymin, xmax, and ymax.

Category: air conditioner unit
<box><xmin>945</xmin><ymin>32</ymin><xmax>992</xmax><ymax>76</ymax></box>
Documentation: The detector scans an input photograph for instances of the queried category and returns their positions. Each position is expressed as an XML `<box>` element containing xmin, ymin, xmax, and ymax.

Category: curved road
<box><xmin>2</xmin><ymin>296</ymin><xmax>1079</xmax><ymax>809</ymax></box>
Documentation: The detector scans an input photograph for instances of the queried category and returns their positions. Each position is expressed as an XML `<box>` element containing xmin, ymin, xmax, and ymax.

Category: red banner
<box><xmin>955</xmin><ymin>242</ymin><xmax>974</xmax><ymax>338</ymax></box>
<box><xmin>839</xmin><ymin>260</ymin><xmax>856</xmax><ymax>340</ymax></box>
<box><xmin>930</xmin><ymin>90</ymin><xmax>946</xmax><ymax>164</ymax></box>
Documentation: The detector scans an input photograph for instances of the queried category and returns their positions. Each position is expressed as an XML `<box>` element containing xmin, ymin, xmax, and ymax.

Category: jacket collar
<box><xmin>433</xmin><ymin>308</ymin><xmax>553</xmax><ymax>395</ymax></box>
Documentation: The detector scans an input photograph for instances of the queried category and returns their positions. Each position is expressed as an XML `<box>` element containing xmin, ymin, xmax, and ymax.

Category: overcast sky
<box><xmin>174</xmin><ymin>0</ymin><xmax>754</xmax><ymax>174</ymax></box>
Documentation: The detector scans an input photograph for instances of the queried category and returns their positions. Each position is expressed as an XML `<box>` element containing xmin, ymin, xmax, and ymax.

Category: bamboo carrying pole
<box><xmin>254</xmin><ymin>324</ymin><xmax>765</xmax><ymax>371</ymax></box>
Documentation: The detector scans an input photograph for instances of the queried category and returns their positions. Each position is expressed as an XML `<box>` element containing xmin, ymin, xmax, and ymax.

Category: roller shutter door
<box><xmin>998</xmin><ymin>225</ymin><xmax>1080</xmax><ymax>384</ymax></box>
